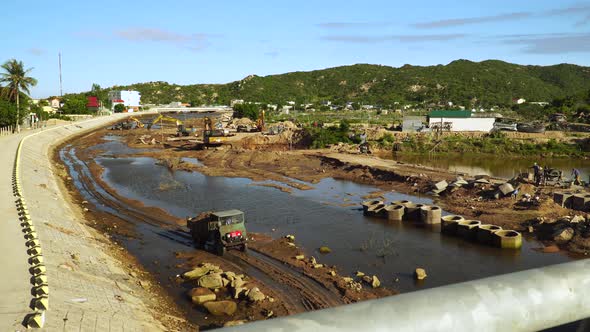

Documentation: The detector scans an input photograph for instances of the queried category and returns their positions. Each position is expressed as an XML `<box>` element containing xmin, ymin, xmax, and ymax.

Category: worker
<box><xmin>532</xmin><ymin>162</ymin><xmax>541</xmax><ymax>186</ymax></box>
<box><xmin>511</xmin><ymin>188</ymin><xmax>519</xmax><ymax>200</ymax></box>
<box><xmin>572</xmin><ymin>168</ymin><xmax>581</xmax><ymax>185</ymax></box>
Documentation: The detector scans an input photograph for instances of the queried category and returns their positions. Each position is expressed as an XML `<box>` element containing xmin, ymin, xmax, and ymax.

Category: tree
<box><xmin>233</xmin><ymin>103</ymin><xmax>259</xmax><ymax>120</ymax></box>
<box><xmin>113</xmin><ymin>103</ymin><xmax>125</xmax><ymax>113</ymax></box>
<box><xmin>61</xmin><ymin>95</ymin><xmax>89</xmax><ymax>114</ymax></box>
<box><xmin>0</xmin><ymin>59</ymin><xmax>37</xmax><ymax>131</ymax></box>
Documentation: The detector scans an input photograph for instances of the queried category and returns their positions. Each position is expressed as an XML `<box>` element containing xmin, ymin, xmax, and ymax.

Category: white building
<box><xmin>428</xmin><ymin>110</ymin><xmax>495</xmax><ymax>132</ymax></box>
<box><xmin>108</xmin><ymin>90</ymin><xmax>141</xmax><ymax>110</ymax></box>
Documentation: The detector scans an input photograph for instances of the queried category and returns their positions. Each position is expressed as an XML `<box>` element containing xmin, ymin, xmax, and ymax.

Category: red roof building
<box><xmin>86</xmin><ymin>96</ymin><xmax>100</xmax><ymax>108</ymax></box>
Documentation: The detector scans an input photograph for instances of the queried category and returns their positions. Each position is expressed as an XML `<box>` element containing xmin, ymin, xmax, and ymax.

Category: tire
<box><xmin>215</xmin><ymin>242</ymin><xmax>226</xmax><ymax>256</ymax></box>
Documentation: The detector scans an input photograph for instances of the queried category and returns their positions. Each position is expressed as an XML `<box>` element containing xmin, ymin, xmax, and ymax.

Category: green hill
<box><xmin>102</xmin><ymin>60</ymin><xmax>590</xmax><ymax>107</ymax></box>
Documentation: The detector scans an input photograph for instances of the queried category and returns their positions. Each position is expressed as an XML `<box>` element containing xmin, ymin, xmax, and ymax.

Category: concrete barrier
<box><xmin>420</xmin><ymin>205</ymin><xmax>442</xmax><ymax>224</ymax></box>
<box><xmin>441</xmin><ymin>215</ymin><xmax>465</xmax><ymax>235</ymax></box>
<box><xmin>385</xmin><ymin>204</ymin><xmax>405</xmax><ymax>222</ymax></box>
<box><xmin>457</xmin><ymin>220</ymin><xmax>482</xmax><ymax>241</ymax></box>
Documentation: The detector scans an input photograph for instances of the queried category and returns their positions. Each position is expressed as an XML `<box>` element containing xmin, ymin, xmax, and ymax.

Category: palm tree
<box><xmin>0</xmin><ymin>59</ymin><xmax>38</xmax><ymax>131</ymax></box>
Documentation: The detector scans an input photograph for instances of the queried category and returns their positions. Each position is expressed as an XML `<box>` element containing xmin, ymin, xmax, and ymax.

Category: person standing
<box><xmin>532</xmin><ymin>162</ymin><xmax>541</xmax><ymax>186</ymax></box>
<box><xmin>572</xmin><ymin>168</ymin><xmax>581</xmax><ymax>185</ymax></box>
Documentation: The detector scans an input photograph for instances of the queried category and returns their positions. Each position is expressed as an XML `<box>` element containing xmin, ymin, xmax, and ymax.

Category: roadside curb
<box><xmin>13</xmin><ymin>136</ymin><xmax>47</xmax><ymax>328</ymax></box>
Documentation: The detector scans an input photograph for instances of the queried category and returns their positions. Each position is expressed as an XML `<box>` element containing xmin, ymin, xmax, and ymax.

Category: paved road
<box><xmin>0</xmin><ymin>116</ymin><xmax>167</xmax><ymax>331</ymax></box>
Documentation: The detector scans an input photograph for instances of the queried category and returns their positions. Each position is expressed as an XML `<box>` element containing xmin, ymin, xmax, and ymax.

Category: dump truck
<box><xmin>187</xmin><ymin>209</ymin><xmax>248</xmax><ymax>255</ymax></box>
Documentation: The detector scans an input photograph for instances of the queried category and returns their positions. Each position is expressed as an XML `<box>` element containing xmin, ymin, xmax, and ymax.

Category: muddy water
<box><xmin>65</xmin><ymin>136</ymin><xmax>574</xmax><ymax>294</ymax></box>
<box><xmin>390</xmin><ymin>153</ymin><xmax>590</xmax><ymax>180</ymax></box>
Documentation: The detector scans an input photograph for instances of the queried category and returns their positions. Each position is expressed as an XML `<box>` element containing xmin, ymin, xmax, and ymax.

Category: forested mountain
<box><xmin>98</xmin><ymin>60</ymin><xmax>590</xmax><ymax>108</ymax></box>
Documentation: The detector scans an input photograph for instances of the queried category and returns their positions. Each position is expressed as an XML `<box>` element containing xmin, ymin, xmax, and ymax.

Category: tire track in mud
<box><xmin>61</xmin><ymin>146</ymin><xmax>346</xmax><ymax>317</ymax></box>
<box><xmin>229</xmin><ymin>250</ymin><xmax>344</xmax><ymax>311</ymax></box>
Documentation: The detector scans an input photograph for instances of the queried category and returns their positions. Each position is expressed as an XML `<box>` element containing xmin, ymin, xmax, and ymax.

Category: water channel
<box><xmin>389</xmin><ymin>153</ymin><xmax>590</xmax><ymax>180</ymax></box>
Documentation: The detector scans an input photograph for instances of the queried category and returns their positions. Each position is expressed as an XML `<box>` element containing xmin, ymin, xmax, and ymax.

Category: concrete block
<box><xmin>32</xmin><ymin>296</ymin><xmax>49</xmax><ymax>310</ymax></box>
<box><xmin>25</xmin><ymin>311</ymin><xmax>45</xmax><ymax>329</ymax></box>
<box><xmin>26</xmin><ymin>239</ymin><xmax>40</xmax><ymax>248</ymax></box>
<box><xmin>33</xmin><ymin>275</ymin><xmax>48</xmax><ymax>286</ymax></box>
<box><xmin>31</xmin><ymin>264</ymin><xmax>46</xmax><ymax>275</ymax></box>
<box><xmin>498</xmin><ymin>183</ymin><xmax>515</xmax><ymax>196</ymax></box>
<box><xmin>553</xmin><ymin>192</ymin><xmax>574</xmax><ymax>208</ymax></box>
<box><xmin>29</xmin><ymin>255</ymin><xmax>44</xmax><ymax>265</ymax></box>
<box><xmin>433</xmin><ymin>180</ymin><xmax>448</xmax><ymax>191</ymax></box>
<box><xmin>33</xmin><ymin>285</ymin><xmax>49</xmax><ymax>296</ymax></box>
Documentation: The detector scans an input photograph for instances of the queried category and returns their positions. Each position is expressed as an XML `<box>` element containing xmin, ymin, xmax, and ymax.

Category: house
<box><xmin>108</xmin><ymin>90</ymin><xmax>141</xmax><ymax>110</ymax></box>
<box><xmin>49</xmin><ymin>97</ymin><xmax>61</xmax><ymax>109</ymax></box>
<box><xmin>428</xmin><ymin>110</ymin><xmax>495</xmax><ymax>132</ymax></box>
<box><xmin>231</xmin><ymin>99</ymin><xmax>244</xmax><ymax>106</ymax></box>
<box><xmin>512</xmin><ymin>98</ymin><xmax>526</xmax><ymax>105</ymax></box>
<box><xmin>402</xmin><ymin>116</ymin><xmax>427</xmax><ymax>132</ymax></box>
<box><xmin>86</xmin><ymin>96</ymin><xmax>100</xmax><ymax>112</ymax></box>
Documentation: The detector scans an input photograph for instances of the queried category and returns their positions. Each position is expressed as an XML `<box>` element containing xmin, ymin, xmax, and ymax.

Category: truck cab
<box><xmin>187</xmin><ymin>209</ymin><xmax>248</xmax><ymax>255</ymax></box>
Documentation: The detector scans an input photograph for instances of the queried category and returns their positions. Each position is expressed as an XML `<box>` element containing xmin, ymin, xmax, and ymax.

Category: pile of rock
<box><xmin>138</xmin><ymin>135</ymin><xmax>157</xmax><ymax>145</ymax></box>
<box><xmin>182</xmin><ymin>263</ymin><xmax>270</xmax><ymax>316</ymax></box>
<box><xmin>530</xmin><ymin>215</ymin><xmax>590</xmax><ymax>244</ymax></box>
<box><xmin>329</xmin><ymin>142</ymin><xmax>363</xmax><ymax>154</ymax></box>
<box><xmin>426</xmin><ymin>175</ymin><xmax>520</xmax><ymax>200</ymax></box>
<box><xmin>342</xmin><ymin>271</ymin><xmax>381</xmax><ymax>290</ymax></box>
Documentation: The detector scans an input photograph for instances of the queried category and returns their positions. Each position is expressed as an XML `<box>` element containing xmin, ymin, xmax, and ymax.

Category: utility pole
<box><xmin>59</xmin><ymin>52</ymin><xmax>63</xmax><ymax>97</ymax></box>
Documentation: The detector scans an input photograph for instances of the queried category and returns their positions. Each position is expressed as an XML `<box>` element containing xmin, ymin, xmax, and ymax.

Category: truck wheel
<box><xmin>215</xmin><ymin>243</ymin><xmax>226</xmax><ymax>256</ymax></box>
<box><xmin>240</xmin><ymin>243</ymin><xmax>248</xmax><ymax>252</ymax></box>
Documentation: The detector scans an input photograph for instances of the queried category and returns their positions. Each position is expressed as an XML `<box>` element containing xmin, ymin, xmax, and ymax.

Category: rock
<box><xmin>312</xmin><ymin>264</ymin><xmax>324</xmax><ymax>269</ymax></box>
<box><xmin>198</xmin><ymin>273</ymin><xmax>224</xmax><ymax>289</ymax></box>
<box><xmin>183</xmin><ymin>266</ymin><xmax>213</xmax><ymax>280</ymax></box>
<box><xmin>343</xmin><ymin>277</ymin><xmax>354</xmax><ymax>283</ymax></box>
<box><xmin>498</xmin><ymin>183</ymin><xmax>515</xmax><ymax>196</ymax></box>
<box><xmin>329</xmin><ymin>270</ymin><xmax>336</xmax><ymax>276</ymax></box>
<box><xmin>454</xmin><ymin>177</ymin><xmax>469</xmax><ymax>186</ymax></box>
<box><xmin>223</xmin><ymin>271</ymin><xmax>236</xmax><ymax>281</ymax></box>
<box><xmin>189</xmin><ymin>287</ymin><xmax>216</xmax><ymax>305</ymax></box>
<box><xmin>203</xmin><ymin>300</ymin><xmax>237</xmax><ymax>316</ymax></box>
<box><xmin>247</xmin><ymin>287</ymin><xmax>266</xmax><ymax>302</ymax></box>
<box><xmin>221</xmin><ymin>277</ymin><xmax>230</xmax><ymax>287</ymax></box>
<box><xmin>319</xmin><ymin>246</ymin><xmax>332</xmax><ymax>254</ymax></box>
<box><xmin>310</xmin><ymin>257</ymin><xmax>317</xmax><ymax>265</ymax></box>
<box><xmin>414</xmin><ymin>268</ymin><xmax>427</xmax><ymax>280</ymax></box>
<box><xmin>230</xmin><ymin>276</ymin><xmax>245</xmax><ymax>289</ymax></box>
<box><xmin>355</xmin><ymin>271</ymin><xmax>365</xmax><ymax>277</ymax></box>
<box><xmin>224</xmin><ymin>320</ymin><xmax>247</xmax><ymax>327</ymax></box>
<box><xmin>83</xmin><ymin>208</ymin><xmax>90</xmax><ymax>212</ymax></box>
<box><xmin>553</xmin><ymin>227</ymin><xmax>575</xmax><ymax>243</ymax></box>
<box><xmin>528</xmin><ymin>226</ymin><xmax>534</xmax><ymax>233</ymax></box>
<box><xmin>542</xmin><ymin>245</ymin><xmax>560</xmax><ymax>253</ymax></box>
<box><xmin>295</xmin><ymin>255</ymin><xmax>305</xmax><ymax>260</ymax></box>
<box><xmin>433</xmin><ymin>180</ymin><xmax>448</xmax><ymax>191</ymax></box>
<box><xmin>285</xmin><ymin>235</ymin><xmax>295</xmax><ymax>242</ymax></box>
<box><xmin>371</xmin><ymin>276</ymin><xmax>381</xmax><ymax>288</ymax></box>
<box><xmin>571</xmin><ymin>215</ymin><xmax>585</xmax><ymax>223</ymax></box>
<box><xmin>233</xmin><ymin>287</ymin><xmax>246</xmax><ymax>299</ymax></box>
<box><xmin>287</xmin><ymin>242</ymin><xmax>296</xmax><ymax>247</ymax></box>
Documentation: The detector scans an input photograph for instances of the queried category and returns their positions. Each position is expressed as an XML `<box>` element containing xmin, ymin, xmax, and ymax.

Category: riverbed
<box><xmin>61</xmin><ymin>134</ymin><xmax>574</xmax><ymax>296</ymax></box>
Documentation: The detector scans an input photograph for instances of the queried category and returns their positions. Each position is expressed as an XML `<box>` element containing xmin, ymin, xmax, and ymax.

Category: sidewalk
<box><xmin>0</xmin><ymin>132</ymin><xmax>35</xmax><ymax>331</ymax></box>
<box><xmin>0</xmin><ymin>116</ymin><xmax>166</xmax><ymax>331</ymax></box>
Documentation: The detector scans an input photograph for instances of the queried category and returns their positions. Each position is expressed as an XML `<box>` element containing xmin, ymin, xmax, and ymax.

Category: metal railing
<box><xmin>221</xmin><ymin>260</ymin><xmax>590</xmax><ymax>332</ymax></box>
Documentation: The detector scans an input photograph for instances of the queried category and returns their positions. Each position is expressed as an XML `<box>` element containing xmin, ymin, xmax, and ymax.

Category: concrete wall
<box><xmin>429</xmin><ymin>117</ymin><xmax>495</xmax><ymax>132</ymax></box>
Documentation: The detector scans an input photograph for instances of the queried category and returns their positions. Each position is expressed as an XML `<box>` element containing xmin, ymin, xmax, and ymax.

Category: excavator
<box><xmin>201</xmin><ymin>116</ymin><xmax>232</xmax><ymax>148</ymax></box>
<box><xmin>236</xmin><ymin>110</ymin><xmax>265</xmax><ymax>133</ymax></box>
<box><xmin>147</xmin><ymin>114</ymin><xmax>189</xmax><ymax>136</ymax></box>
<box><xmin>128</xmin><ymin>116</ymin><xmax>144</xmax><ymax>128</ymax></box>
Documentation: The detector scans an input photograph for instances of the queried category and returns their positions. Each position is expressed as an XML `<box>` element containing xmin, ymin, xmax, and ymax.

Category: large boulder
<box><xmin>189</xmin><ymin>287</ymin><xmax>216</xmax><ymax>305</ymax></box>
<box><xmin>230</xmin><ymin>276</ymin><xmax>246</xmax><ymax>289</ymax></box>
<box><xmin>554</xmin><ymin>227</ymin><xmax>575</xmax><ymax>243</ymax></box>
<box><xmin>183</xmin><ymin>266</ymin><xmax>213</xmax><ymax>280</ymax></box>
<box><xmin>198</xmin><ymin>273</ymin><xmax>224</xmax><ymax>289</ymax></box>
<box><xmin>247</xmin><ymin>287</ymin><xmax>266</xmax><ymax>302</ymax></box>
<box><xmin>203</xmin><ymin>300</ymin><xmax>237</xmax><ymax>316</ymax></box>
<box><xmin>371</xmin><ymin>275</ymin><xmax>381</xmax><ymax>288</ymax></box>
<box><xmin>414</xmin><ymin>268</ymin><xmax>427</xmax><ymax>280</ymax></box>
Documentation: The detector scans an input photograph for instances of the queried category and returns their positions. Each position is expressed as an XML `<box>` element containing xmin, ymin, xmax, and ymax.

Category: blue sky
<box><xmin>1</xmin><ymin>0</ymin><xmax>589</xmax><ymax>98</ymax></box>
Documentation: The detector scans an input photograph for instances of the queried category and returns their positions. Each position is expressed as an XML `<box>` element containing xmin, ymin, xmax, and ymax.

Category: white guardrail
<box><xmin>220</xmin><ymin>260</ymin><xmax>590</xmax><ymax>332</ymax></box>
